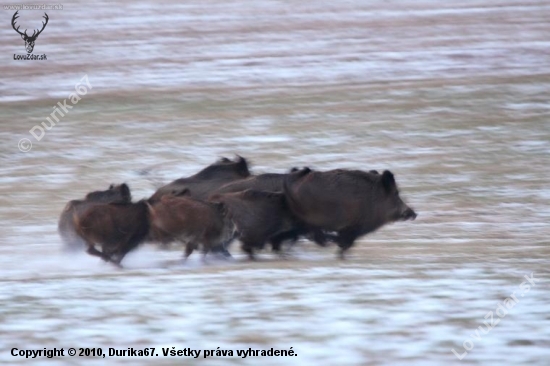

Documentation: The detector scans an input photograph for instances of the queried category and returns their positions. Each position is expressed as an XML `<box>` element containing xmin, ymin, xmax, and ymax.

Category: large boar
<box><xmin>284</xmin><ymin>168</ymin><xmax>417</xmax><ymax>258</ymax></box>
<box><xmin>147</xmin><ymin>193</ymin><xmax>235</xmax><ymax>261</ymax></box>
<box><xmin>58</xmin><ymin>184</ymin><xmax>132</xmax><ymax>252</ymax></box>
<box><xmin>149</xmin><ymin>156</ymin><xmax>250</xmax><ymax>202</ymax></box>
<box><xmin>209</xmin><ymin>189</ymin><xmax>300</xmax><ymax>259</ymax></box>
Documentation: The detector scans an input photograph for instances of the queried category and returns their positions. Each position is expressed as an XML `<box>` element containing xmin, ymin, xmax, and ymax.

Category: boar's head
<box><xmin>380</xmin><ymin>170</ymin><xmax>417</xmax><ymax>222</ymax></box>
<box><xmin>85</xmin><ymin>183</ymin><xmax>131</xmax><ymax>203</ymax></box>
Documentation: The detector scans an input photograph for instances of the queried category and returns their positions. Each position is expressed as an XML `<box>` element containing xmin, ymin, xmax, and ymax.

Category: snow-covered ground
<box><xmin>1</xmin><ymin>1</ymin><xmax>549</xmax><ymax>365</ymax></box>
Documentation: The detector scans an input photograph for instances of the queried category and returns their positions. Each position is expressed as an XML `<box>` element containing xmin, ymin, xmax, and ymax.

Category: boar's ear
<box><xmin>381</xmin><ymin>170</ymin><xmax>396</xmax><ymax>193</ymax></box>
<box><xmin>303</xmin><ymin>167</ymin><xmax>312</xmax><ymax>176</ymax></box>
<box><xmin>294</xmin><ymin>167</ymin><xmax>311</xmax><ymax>176</ymax></box>
<box><xmin>238</xmin><ymin>155</ymin><xmax>247</xmax><ymax>164</ymax></box>
<box><xmin>290</xmin><ymin>167</ymin><xmax>299</xmax><ymax>173</ymax></box>
<box><xmin>236</xmin><ymin>155</ymin><xmax>250</xmax><ymax>175</ymax></box>
<box><xmin>120</xmin><ymin>183</ymin><xmax>131</xmax><ymax>202</ymax></box>
<box><xmin>369</xmin><ymin>170</ymin><xmax>379</xmax><ymax>175</ymax></box>
<box><xmin>109</xmin><ymin>184</ymin><xmax>115</xmax><ymax>189</ymax></box>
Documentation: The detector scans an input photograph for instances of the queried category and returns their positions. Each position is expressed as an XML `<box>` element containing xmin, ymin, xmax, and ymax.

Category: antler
<box><xmin>12</xmin><ymin>11</ymin><xmax>49</xmax><ymax>40</ymax></box>
<box><xmin>33</xmin><ymin>13</ymin><xmax>49</xmax><ymax>38</ymax></box>
<box><xmin>11</xmin><ymin>10</ymin><xmax>26</xmax><ymax>37</ymax></box>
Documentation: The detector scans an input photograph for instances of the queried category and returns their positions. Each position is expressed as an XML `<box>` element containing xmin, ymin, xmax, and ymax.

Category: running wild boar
<box><xmin>284</xmin><ymin>168</ymin><xmax>417</xmax><ymax>258</ymax></box>
<box><xmin>58</xmin><ymin>183</ymin><xmax>132</xmax><ymax>252</ymax></box>
<box><xmin>149</xmin><ymin>156</ymin><xmax>250</xmax><ymax>202</ymax></box>
<box><xmin>147</xmin><ymin>193</ymin><xmax>235</xmax><ymax>261</ymax></box>
<box><xmin>73</xmin><ymin>192</ymin><xmax>149</xmax><ymax>268</ymax></box>
<box><xmin>209</xmin><ymin>189</ymin><xmax>300</xmax><ymax>259</ymax></box>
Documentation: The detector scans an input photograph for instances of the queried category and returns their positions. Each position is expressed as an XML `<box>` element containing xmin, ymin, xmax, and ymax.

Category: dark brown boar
<box><xmin>147</xmin><ymin>194</ymin><xmax>235</xmax><ymax>261</ymax></box>
<box><xmin>209</xmin><ymin>189</ymin><xmax>299</xmax><ymax>259</ymax></box>
<box><xmin>284</xmin><ymin>167</ymin><xmax>417</xmax><ymax>258</ymax></box>
<box><xmin>149</xmin><ymin>156</ymin><xmax>250</xmax><ymax>202</ymax></box>
<box><xmin>212</xmin><ymin>169</ymin><xmax>331</xmax><ymax>249</ymax></box>
<box><xmin>74</xmin><ymin>198</ymin><xmax>149</xmax><ymax>268</ymax></box>
<box><xmin>58</xmin><ymin>184</ymin><xmax>132</xmax><ymax>252</ymax></box>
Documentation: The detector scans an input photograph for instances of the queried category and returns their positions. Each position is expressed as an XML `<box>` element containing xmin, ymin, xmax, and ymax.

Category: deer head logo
<box><xmin>11</xmin><ymin>11</ymin><xmax>49</xmax><ymax>54</ymax></box>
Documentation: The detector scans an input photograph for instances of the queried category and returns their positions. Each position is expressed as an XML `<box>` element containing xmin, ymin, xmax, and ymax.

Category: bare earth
<box><xmin>0</xmin><ymin>1</ymin><xmax>549</xmax><ymax>365</ymax></box>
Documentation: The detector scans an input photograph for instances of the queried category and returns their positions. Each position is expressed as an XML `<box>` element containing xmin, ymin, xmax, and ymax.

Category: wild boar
<box><xmin>147</xmin><ymin>194</ymin><xmax>235</xmax><ymax>261</ymax></box>
<box><xmin>149</xmin><ymin>156</ymin><xmax>250</xmax><ymax>202</ymax></box>
<box><xmin>58</xmin><ymin>183</ymin><xmax>132</xmax><ymax>252</ymax></box>
<box><xmin>73</xmin><ymin>196</ymin><xmax>149</xmax><ymax>268</ymax></box>
<box><xmin>284</xmin><ymin>167</ymin><xmax>417</xmax><ymax>258</ymax></box>
<box><xmin>209</xmin><ymin>189</ymin><xmax>299</xmax><ymax>259</ymax></box>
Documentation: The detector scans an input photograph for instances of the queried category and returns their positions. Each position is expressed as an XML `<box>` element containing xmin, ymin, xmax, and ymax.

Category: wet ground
<box><xmin>1</xmin><ymin>1</ymin><xmax>549</xmax><ymax>365</ymax></box>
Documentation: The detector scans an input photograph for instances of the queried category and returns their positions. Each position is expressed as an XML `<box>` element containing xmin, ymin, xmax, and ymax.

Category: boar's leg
<box><xmin>310</xmin><ymin>229</ymin><xmax>327</xmax><ymax>247</ymax></box>
<box><xmin>86</xmin><ymin>245</ymin><xmax>122</xmax><ymax>268</ymax></box>
<box><xmin>270</xmin><ymin>237</ymin><xmax>284</xmax><ymax>255</ymax></box>
<box><xmin>223</xmin><ymin>231</ymin><xmax>240</xmax><ymax>253</ymax></box>
<box><xmin>210</xmin><ymin>243</ymin><xmax>233</xmax><ymax>259</ymax></box>
<box><xmin>334</xmin><ymin>228</ymin><xmax>360</xmax><ymax>260</ymax></box>
<box><xmin>303</xmin><ymin>227</ymin><xmax>337</xmax><ymax>247</ymax></box>
<box><xmin>183</xmin><ymin>242</ymin><xmax>197</xmax><ymax>262</ymax></box>
<box><xmin>241</xmin><ymin>242</ymin><xmax>256</xmax><ymax>260</ymax></box>
<box><xmin>102</xmin><ymin>246</ymin><xmax>126</xmax><ymax>268</ymax></box>
<box><xmin>109</xmin><ymin>252</ymin><xmax>127</xmax><ymax>269</ymax></box>
<box><xmin>199</xmin><ymin>242</ymin><xmax>211</xmax><ymax>263</ymax></box>
<box><xmin>86</xmin><ymin>245</ymin><xmax>110</xmax><ymax>261</ymax></box>
<box><xmin>270</xmin><ymin>229</ymin><xmax>300</xmax><ymax>254</ymax></box>
<box><xmin>270</xmin><ymin>236</ymin><xmax>294</xmax><ymax>259</ymax></box>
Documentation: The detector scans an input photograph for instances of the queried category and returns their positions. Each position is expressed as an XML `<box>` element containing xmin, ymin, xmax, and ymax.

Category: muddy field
<box><xmin>1</xmin><ymin>1</ymin><xmax>550</xmax><ymax>365</ymax></box>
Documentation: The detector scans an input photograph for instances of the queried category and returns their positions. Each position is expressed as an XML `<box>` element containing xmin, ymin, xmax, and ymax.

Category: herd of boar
<box><xmin>58</xmin><ymin>156</ymin><xmax>417</xmax><ymax>268</ymax></box>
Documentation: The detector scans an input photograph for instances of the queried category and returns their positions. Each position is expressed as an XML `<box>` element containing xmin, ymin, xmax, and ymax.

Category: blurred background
<box><xmin>0</xmin><ymin>1</ymin><xmax>549</xmax><ymax>365</ymax></box>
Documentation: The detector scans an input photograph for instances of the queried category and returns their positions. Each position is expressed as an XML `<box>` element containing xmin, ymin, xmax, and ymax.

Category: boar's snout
<box><xmin>400</xmin><ymin>207</ymin><xmax>417</xmax><ymax>221</ymax></box>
